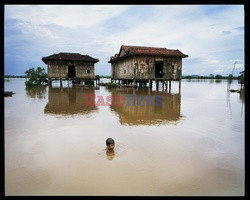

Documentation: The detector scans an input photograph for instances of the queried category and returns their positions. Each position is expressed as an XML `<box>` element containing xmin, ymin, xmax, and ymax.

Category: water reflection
<box><xmin>215</xmin><ymin>79</ymin><xmax>222</xmax><ymax>83</ymax></box>
<box><xmin>44</xmin><ymin>86</ymin><xmax>98</xmax><ymax>116</ymax></box>
<box><xmin>26</xmin><ymin>86</ymin><xmax>47</xmax><ymax>99</ymax></box>
<box><xmin>106</xmin><ymin>151</ymin><xmax>115</xmax><ymax>160</ymax></box>
<box><xmin>108</xmin><ymin>87</ymin><xmax>181</xmax><ymax>125</ymax></box>
<box><xmin>239</xmin><ymin>90</ymin><xmax>245</xmax><ymax>103</ymax></box>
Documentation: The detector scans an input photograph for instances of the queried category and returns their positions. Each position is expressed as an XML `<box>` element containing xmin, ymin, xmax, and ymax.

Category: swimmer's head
<box><xmin>106</xmin><ymin>138</ymin><xmax>115</xmax><ymax>151</ymax></box>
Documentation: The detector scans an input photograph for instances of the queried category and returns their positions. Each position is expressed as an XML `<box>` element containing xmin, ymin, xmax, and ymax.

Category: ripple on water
<box><xmin>96</xmin><ymin>142</ymin><xmax>127</xmax><ymax>160</ymax></box>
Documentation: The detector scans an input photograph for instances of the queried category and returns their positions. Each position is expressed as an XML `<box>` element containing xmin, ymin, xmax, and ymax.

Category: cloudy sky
<box><xmin>4</xmin><ymin>5</ymin><xmax>244</xmax><ymax>76</ymax></box>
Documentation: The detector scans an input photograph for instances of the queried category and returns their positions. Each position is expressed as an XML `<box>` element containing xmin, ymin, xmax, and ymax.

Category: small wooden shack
<box><xmin>109</xmin><ymin>45</ymin><xmax>188</xmax><ymax>90</ymax></box>
<box><xmin>42</xmin><ymin>52</ymin><xmax>99</xmax><ymax>86</ymax></box>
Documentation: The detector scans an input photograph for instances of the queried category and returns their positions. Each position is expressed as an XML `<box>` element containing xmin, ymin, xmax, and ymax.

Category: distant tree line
<box><xmin>4</xmin><ymin>75</ymin><xmax>27</xmax><ymax>78</ymax></box>
<box><xmin>5</xmin><ymin>73</ymin><xmax>240</xmax><ymax>80</ymax></box>
<box><xmin>98</xmin><ymin>75</ymin><xmax>111</xmax><ymax>78</ymax></box>
<box><xmin>5</xmin><ymin>74</ymin><xmax>112</xmax><ymax>79</ymax></box>
<box><xmin>182</xmin><ymin>74</ymin><xmax>241</xmax><ymax>79</ymax></box>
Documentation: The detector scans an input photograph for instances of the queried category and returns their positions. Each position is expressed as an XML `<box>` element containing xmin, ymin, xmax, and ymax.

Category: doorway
<box><xmin>155</xmin><ymin>61</ymin><xmax>163</xmax><ymax>78</ymax></box>
<box><xmin>68</xmin><ymin>66</ymin><xmax>76</xmax><ymax>78</ymax></box>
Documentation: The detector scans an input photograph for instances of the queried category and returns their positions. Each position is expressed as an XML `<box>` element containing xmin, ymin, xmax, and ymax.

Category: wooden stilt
<box><xmin>133</xmin><ymin>79</ymin><xmax>136</xmax><ymax>87</ymax></box>
<box><xmin>156</xmin><ymin>81</ymin><xmax>159</xmax><ymax>90</ymax></box>
<box><xmin>169</xmin><ymin>80</ymin><xmax>171</xmax><ymax>93</ymax></box>
<box><xmin>179</xmin><ymin>80</ymin><xmax>181</xmax><ymax>93</ymax></box>
<box><xmin>48</xmin><ymin>78</ymin><xmax>52</xmax><ymax>86</ymax></box>
<box><xmin>149</xmin><ymin>80</ymin><xmax>152</xmax><ymax>89</ymax></box>
<box><xmin>148</xmin><ymin>87</ymin><xmax>151</xmax><ymax>95</ymax></box>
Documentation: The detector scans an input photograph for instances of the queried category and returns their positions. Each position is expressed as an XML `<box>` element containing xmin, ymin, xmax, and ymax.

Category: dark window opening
<box><xmin>87</xmin><ymin>69</ymin><xmax>90</xmax><ymax>74</ymax></box>
<box><xmin>68</xmin><ymin>66</ymin><xmax>76</xmax><ymax>78</ymax></box>
<box><xmin>124</xmin><ymin>70</ymin><xmax>126</xmax><ymax>74</ymax></box>
<box><xmin>172</xmin><ymin>65</ymin><xmax>175</xmax><ymax>74</ymax></box>
<box><xmin>155</xmin><ymin>61</ymin><xmax>163</xmax><ymax>78</ymax></box>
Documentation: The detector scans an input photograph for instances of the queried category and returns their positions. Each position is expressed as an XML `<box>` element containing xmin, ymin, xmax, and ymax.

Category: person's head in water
<box><xmin>106</xmin><ymin>138</ymin><xmax>115</xmax><ymax>152</ymax></box>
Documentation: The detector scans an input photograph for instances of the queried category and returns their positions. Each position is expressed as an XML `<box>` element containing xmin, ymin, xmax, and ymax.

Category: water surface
<box><xmin>4</xmin><ymin>78</ymin><xmax>244</xmax><ymax>196</ymax></box>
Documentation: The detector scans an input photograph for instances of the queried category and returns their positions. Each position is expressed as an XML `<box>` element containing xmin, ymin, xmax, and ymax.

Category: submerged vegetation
<box><xmin>106</xmin><ymin>82</ymin><xmax>118</xmax><ymax>88</ymax></box>
<box><xmin>24</xmin><ymin>67</ymin><xmax>48</xmax><ymax>88</ymax></box>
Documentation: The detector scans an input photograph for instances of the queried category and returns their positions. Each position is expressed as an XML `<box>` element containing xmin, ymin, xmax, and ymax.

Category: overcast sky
<box><xmin>4</xmin><ymin>5</ymin><xmax>244</xmax><ymax>76</ymax></box>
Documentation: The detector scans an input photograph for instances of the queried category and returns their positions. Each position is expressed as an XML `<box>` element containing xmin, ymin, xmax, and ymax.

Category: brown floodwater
<box><xmin>4</xmin><ymin>78</ymin><xmax>245</xmax><ymax>196</ymax></box>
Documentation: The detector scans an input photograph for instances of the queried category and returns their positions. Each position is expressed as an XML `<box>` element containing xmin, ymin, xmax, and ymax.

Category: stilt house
<box><xmin>42</xmin><ymin>52</ymin><xmax>99</xmax><ymax>85</ymax></box>
<box><xmin>109</xmin><ymin>45</ymin><xmax>188</xmax><ymax>88</ymax></box>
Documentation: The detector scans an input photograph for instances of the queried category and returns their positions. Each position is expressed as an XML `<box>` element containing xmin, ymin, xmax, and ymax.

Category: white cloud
<box><xmin>4</xmin><ymin>5</ymin><xmax>244</xmax><ymax>76</ymax></box>
<box><xmin>209</xmin><ymin>60</ymin><xmax>220</xmax><ymax>64</ymax></box>
<box><xmin>5</xmin><ymin>5</ymin><xmax>131</xmax><ymax>28</ymax></box>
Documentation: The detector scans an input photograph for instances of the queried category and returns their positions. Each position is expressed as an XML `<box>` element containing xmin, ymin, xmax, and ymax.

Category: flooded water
<box><xmin>4</xmin><ymin>78</ymin><xmax>245</xmax><ymax>196</ymax></box>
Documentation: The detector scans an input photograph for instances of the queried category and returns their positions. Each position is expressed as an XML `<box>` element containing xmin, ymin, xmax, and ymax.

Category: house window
<box><xmin>172</xmin><ymin>65</ymin><xmax>175</xmax><ymax>74</ymax></box>
<box><xmin>87</xmin><ymin>69</ymin><xmax>90</xmax><ymax>74</ymax></box>
<box><xmin>124</xmin><ymin>70</ymin><xmax>126</xmax><ymax>74</ymax></box>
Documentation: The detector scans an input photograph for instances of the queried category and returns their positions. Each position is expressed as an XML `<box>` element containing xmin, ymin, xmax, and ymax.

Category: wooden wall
<box><xmin>47</xmin><ymin>60</ymin><xmax>95</xmax><ymax>79</ymax></box>
<box><xmin>111</xmin><ymin>56</ymin><xmax>182</xmax><ymax>80</ymax></box>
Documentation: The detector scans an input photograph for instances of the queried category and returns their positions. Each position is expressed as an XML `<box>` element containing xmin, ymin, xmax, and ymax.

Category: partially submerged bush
<box><xmin>25</xmin><ymin>67</ymin><xmax>48</xmax><ymax>87</ymax></box>
<box><xmin>106</xmin><ymin>82</ymin><xmax>117</xmax><ymax>88</ymax></box>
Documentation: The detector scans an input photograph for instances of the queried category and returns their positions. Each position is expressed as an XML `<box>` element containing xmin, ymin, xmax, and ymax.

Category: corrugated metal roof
<box><xmin>42</xmin><ymin>52</ymin><xmax>99</xmax><ymax>64</ymax></box>
<box><xmin>109</xmin><ymin>45</ymin><xmax>188</xmax><ymax>63</ymax></box>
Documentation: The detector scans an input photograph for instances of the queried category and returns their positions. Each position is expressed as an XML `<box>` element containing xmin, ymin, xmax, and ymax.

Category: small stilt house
<box><xmin>109</xmin><ymin>45</ymin><xmax>188</xmax><ymax>89</ymax></box>
<box><xmin>42</xmin><ymin>52</ymin><xmax>99</xmax><ymax>86</ymax></box>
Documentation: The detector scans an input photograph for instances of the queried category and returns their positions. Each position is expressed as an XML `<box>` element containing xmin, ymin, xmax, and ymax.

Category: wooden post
<box><xmin>60</xmin><ymin>79</ymin><xmax>63</xmax><ymax>88</ymax></box>
<box><xmin>48</xmin><ymin>78</ymin><xmax>52</xmax><ymax>86</ymax></box>
<box><xmin>149</xmin><ymin>80</ymin><xmax>152</xmax><ymax>89</ymax></box>
<box><xmin>156</xmin><ymin>81</ymin><xmax>159</xmax><ymax>90</ymax></box>
<box><xmin>133</xmin><ymin>79</ymin><xmax>136</xmax><ymax>87</ymax></box>
<box><xmin>179</xmin><ymin>80</ymin><xmax>181</xmax><ymax>94</ymax></box>
<box><xmin>148</xmin><ymin>86</ymin><xmax>151</xmax><ymax>95</ymax></box>
<box><xmin>169</xmin><ymin>80</ymin><xmax>171</xmax><ymax>93</ymax></box>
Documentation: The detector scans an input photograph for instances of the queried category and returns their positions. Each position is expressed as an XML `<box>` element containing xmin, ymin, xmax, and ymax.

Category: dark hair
<box><xmin>106</xmin><ymin>138</ymin><xmax>115</xmax><ymax>145</ymax></box>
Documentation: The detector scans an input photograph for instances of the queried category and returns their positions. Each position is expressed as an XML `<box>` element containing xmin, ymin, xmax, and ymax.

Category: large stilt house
<box><xmin>109</xmin><ymin>45</ymin><xmax>188</xmax><ymax>89</ymax></box>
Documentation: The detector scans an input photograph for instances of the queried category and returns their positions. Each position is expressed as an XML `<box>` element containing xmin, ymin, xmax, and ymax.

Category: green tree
<box><xmin>228</xmin><ymin>74</ymin><xmax>234</xmax><ymax>79</ymax></box>
<box><xmin>25</xmin><ymin>67</ymin><xmax>48</xmax><ymax>87</ymax></box>
<box><xmin>209</xmin><ymin>74</ymin><xmax>214</xmax><ymax>79</ymax></box>
<box><xmin>215</xmin><ymin>74</ymin><xmax>223</xmax><ymax>79</ymax></box>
